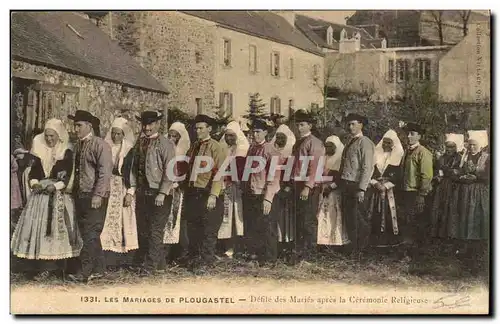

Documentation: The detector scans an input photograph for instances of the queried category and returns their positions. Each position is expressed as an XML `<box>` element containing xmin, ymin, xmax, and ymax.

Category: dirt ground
<box><xmin>11</xmin><ymin>250</ymin><xmax>490</xmax><ymax>315</ymax></box>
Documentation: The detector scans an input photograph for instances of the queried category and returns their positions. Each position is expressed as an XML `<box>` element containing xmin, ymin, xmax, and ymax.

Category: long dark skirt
<box><xmin>367</xmin><ymin>188</ymin><xmax>402</xmax><ymax>247</ymax></box>
<box><xmin>455</xmin><ymin>182</ymin><xmax>489</xmax><ymax>240</ymax></box>
<box><xmin>430</xmin><ymin>178</ymin><xmax>461</xmax><ymax>238</ymax></box>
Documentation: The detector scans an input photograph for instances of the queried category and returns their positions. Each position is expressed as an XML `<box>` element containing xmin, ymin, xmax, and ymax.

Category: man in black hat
<box><xmin>183</xmin><ymin>114</ymin><xmax>225</xmax><ymax>273</ymax></box>
<box><xmin>339</xmin><ymin>113</ymin><xmax>375</xmax><ymax>261</ymax></box>
<box><xmin>290</xmin><ymin>109</ymin><xmax>325</xmax><ymax>261</ymax></box>
<box><xmin>123</xmin><ymin>110</ymin><xmax>175</xmax><ymax>276</ymax></box>
<box><xmin>401</xmin><ymin>122</ymin><xmax>433</xmax><ymax>261</ymax></box>
<box><xmin>242</xmin><ymin>119</ymin><xmax>280</xmax><ymax>266</ymax></box>
<box><xmin>67</xmin><ymin>110</ymin><xmax>113</xmax><ymax>282</ymax></box>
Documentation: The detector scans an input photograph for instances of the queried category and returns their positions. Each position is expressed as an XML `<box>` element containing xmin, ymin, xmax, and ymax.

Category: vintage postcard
<box><xmin>10</xmin><ymin>9</ymin><xmax>491</xmax><ymax>315</ymax></box>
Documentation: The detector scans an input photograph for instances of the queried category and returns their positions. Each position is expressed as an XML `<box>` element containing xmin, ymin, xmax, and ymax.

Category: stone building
<box><xmin>347</xmin><ymin>10</ymin><xmax>489</xmax><ymax>48</ymax></box>
<box><xmin>11</xmin><ymin>11</ymin><xmax>169</xmax><ymax>149</ymax></box>
<box><xmin>439</xmin><ymin>22</ymin><xmax>491</xmax><ymax>103</ymax></box>
<box><xmin>94</xmin><ymin>11</ymin><xmax>325</xmax><ymax>118</ymax></box>
<box><xmin>326</xmin><ymin>43</ymin><xmax>451</xmax><ymax>101</ymax></box>
<box><xmin>295</xmin><ymin>14</ymin><xmax>385</xmax><ymax>53</ymax></box>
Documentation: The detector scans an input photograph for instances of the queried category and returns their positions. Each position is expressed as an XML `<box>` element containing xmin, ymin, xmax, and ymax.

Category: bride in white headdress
<box><xmin>11</xmin><ymin>119</ymin><xmax>82</xmax><ymax>280</ymax></box>
<box><xmin>101</xmin><ymin>117</ymin><xmax>138</xmax><ymax>254</ymax></box>
<box><xmin>163</xmin><ymin>122</ymin><xmax>191</xmax><ymax>250</ymax></box>
<box><xmin>316</xmin><ymin>135</ymin><xmax>350</xmax><ymax>246</ymax></box>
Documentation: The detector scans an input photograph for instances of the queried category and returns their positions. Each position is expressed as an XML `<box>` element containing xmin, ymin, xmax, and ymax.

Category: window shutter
<box><xmin>277</xmin><ymin>98</ymin><xmax>281</xmax><ymax>114</ymax></box>
<box><xmin>404</xmin><ymin>59</ymin><xmax>410</xmax><ymax>81</ymax></box>
<box><xmin>424</xmin><ymin>60</ymin><xmax>431</xmax><ymax>81</ymax></box>
<box><xmin>270</xmin><ymin>53</ymin><xmax>274</xmax><ymax>76</ymax></box>
<box><xmin>228</xmin><ymin>40</ymin><xmax>231</xmax><ymax>64</ymax></box>
<box><xmin>229</xmin><ymin>93</ymin><xmax>234</xmax><ymax>117</ymax></box>
<box><xmin>270</xmin><ymin>98</ymin><xmax>275</xmax><ymax>114</ymax></box>
<box><xmin>388</xmin><ymin>60</ymin><xmax>394</xmax><ymax>83</ymax></box>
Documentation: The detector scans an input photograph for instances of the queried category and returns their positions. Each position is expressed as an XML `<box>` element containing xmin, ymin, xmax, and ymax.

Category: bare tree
<box><xmin>458</xmin><ymin>10</ymin><xmax>472</xmax><ymax>36</ymax></box>
<box><xmin>429</xmin><ymin>10</ymin><xmax>445</xmax><ymax>45</ymax></box>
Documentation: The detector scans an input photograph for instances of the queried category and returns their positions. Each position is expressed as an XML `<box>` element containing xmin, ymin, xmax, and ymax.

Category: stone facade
<box><xmin>11</xmin><ymin>60</ymin><xmax>168</xmax><ymax>145</ymax></box>
<box><xmin>439</xmin><ymin>22</ymin><xmax>491</xmax><ymax>103</ymax></box>
<box><xmin>326</xmin><ymin>46</ymin><xmax>450</xmax><ymax>101</ymax></box>
<box><xmin>99</xmin><ymin>11</ymin><xmax>324</xmax><ymax>118</ymax></box>
<box><xmin>100</xmin><ymin>11</ymin><xmax>216</xmax><ymax>116</ymax></box>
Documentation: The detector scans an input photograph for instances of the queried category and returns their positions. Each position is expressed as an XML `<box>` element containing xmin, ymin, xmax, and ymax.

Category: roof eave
<box><xmin>12</xmin><ymin>55</ymin><xmax>170</xmax><ymax>95</ymax></box>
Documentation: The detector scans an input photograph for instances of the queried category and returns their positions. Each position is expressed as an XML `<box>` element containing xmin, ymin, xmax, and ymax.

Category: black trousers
<box><xmin>293</xmin><ymin>185</ymin><xmax>321</xmax><ymax>254</ymax></box>
<box><xmin>243</xmin><ymin>193</ymin><xmax>278</xmax><ymax>263</ymax></box>
<box><xmin>341</xmin><ymin>181</ymin><xmax>370</xmax><ymax>253</ymax></box>
<box><xmin>184</xmin><ymin>188</ymin><xmax>223</xmax><ymax>266</ymax></box>
<box><xmin>134</xmin><ymin>192</ymin><xmax>173</xmax><ymax>271</ymax></box>
<box><xmin>74</xmin><ymin>196</ymin><xmax>109</xmax><ymax>277</ymax></box>
<box><xmin>400</xmin><ymin>191</ymin><xmax>430</xmax><ymax>253</ymax></box>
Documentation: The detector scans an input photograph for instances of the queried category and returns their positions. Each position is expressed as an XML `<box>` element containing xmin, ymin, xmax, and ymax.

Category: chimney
<box><xmin>274</xmin><ymin>10</ymin><xmax>296</xmax><ymax>27</ymax></box>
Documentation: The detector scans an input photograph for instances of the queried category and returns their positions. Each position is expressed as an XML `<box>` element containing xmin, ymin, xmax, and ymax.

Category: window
<box><xmin>223</xmin><ymin>39</ymin><xmax>231</xmax><ymax>67</ymax></box>
<box><xmin>327</xmin><ymin>26</ymin><xmax>334</xmax><ymax>46</ymax></box>
<box><xmin>195</xmin><ymin>51</ymin><xmax>202</xmax><ymax>63</ymax></box>
<box><xmin>249</xmin><ymin>45</ymin><xmax>257</xmax><ymax>73</ymax></box>
<box><xmin>388</xmin><ymin>59</ymin><xmax>395</xmax><ymax>83</ymax></box>
<box><xmin>270</xmin><ymin>97</ymin><xmax>281</xmax><ymax>115</ymax></box>
<box><xmin>396</xmin><ymin>59</ymin><xmax>410</xmax><ymax>83</ymax></box>
<box><xmin>288</xmin><ymin>99</ymin><xmax>294</xmax><ymax>117</ymax></box>
<box><xmin>289</xmin><ymin>58</ymin><xmax>294</xmax><ymax>79</ymax></box>
<box><xmin>219</xmin><ymin>92</ymin><xmax>233</xmax><ymax>117</ymax></box>
<box><xmin>271</xmin><ymin>52</ymin><xmax>280</xmax><ymax>76</ymax></box>
<box><xmin>313</xmin><ymin>64</ymin><xmax>320</xmax><ymax>81</ymax></box>
<box><xmin>415</xmin><ymin>59</ymin><xmax>431</xmax><ymax>81</ymax></box>
<box><xmin>196</xmin><ymin>98</ymin><xmax>203</xmax><ymax>114</ymax></box>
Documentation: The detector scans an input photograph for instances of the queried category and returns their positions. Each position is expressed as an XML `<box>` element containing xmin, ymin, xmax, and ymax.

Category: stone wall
<box><xmin>100</xmin><ymin>11</ymin><xmax>216</xmax><ymax>116</ymax></box>
<box><xmin>11</xmin><ymin>60</ymin><xmax>169</xmax><ymax>140</ymax></box>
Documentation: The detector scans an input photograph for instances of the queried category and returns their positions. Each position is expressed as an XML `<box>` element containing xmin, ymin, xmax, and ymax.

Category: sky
<box><xmin>295</xmin><ymin>10</ymin><xmax>355</xmax><ymax>24</ymax></box>
<box><xmin>296</xmin><ymin>10</ymin><xmax>489</xmax><ymax>25</ymax></box>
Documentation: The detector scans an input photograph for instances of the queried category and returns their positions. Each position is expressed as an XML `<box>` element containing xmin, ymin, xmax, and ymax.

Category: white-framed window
<box><xmin>271</xmin><ymin>51</ymin><xmax>280</xmax><ymax>77</ymax></box>
<box><xmin>327</xmin><ymin>26</ymin><xmax>334</xmax><ymax>46</ymax></box>
<box><xmin>223</xmin><ymin>39</ymin><xmax>231</xmax><ymax>67</ymax></box>
<box><xmin>270</xmin><ymin>96</ymin><xmax>281</xmax><ymax>114</ymax></box>
<box><xmin>249</xmin><ymin>45</ymin><xmax>257</xmax><ymax>73</ymax></box>
<box><xmin>219</xmin><ymin>92</ymin><xmax>233</xmax><ymax>117</ymax></box>
<box><xmin>415</xmin><ymin>59</ymin><xmax>431</xmax><ymax>81</ymax></box>
<box><xmin>289</xmin><ymin>58</ymin><xmax>294</xmax><ymax>79</ymax></box>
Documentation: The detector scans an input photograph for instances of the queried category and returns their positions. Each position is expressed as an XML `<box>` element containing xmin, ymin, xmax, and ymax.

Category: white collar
<box><xmin>80</xmin><ymin>132</ymin><xmax>92</xmax><ymax>141</ymax></box>
<box><xmin>410</xmin><ymin>142</ymin><xmax>420</xmax><ymax>150</ymax></box>
<box><xmin>300</xmin><ymin>132</ymin><xmax>311</xmax><ymax>138</ymax></box>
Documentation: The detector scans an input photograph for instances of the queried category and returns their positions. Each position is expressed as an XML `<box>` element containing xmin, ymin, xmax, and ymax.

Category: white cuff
<box><xmin>29</xmin><ymin>179</ymin><xmax>39</xmax><ymax>188</ymax></box>
<box><xmin>53</xmin><ymin>181</ymin><xmax>65</xmax><ymax>190</ymax></box>
<box><xmin>438</xmin><ymin>170</ymin><xmax>444</xmax><ymax>177</ymax></box>
<box><xmin>370</xmin><ymin>179</ymin><xmax>378</xmax><ymax>186</ymax></box>
<box><xmin>126</xmin><ymin>187</ymin><xmax>136</xmax><ymax>196</ymax></box>
<box><xmin>383</xmin><ymin>181</ymin><xmax>395</xmax><ymax>190</ymax></box>
<box><xmin>329</xmin><ymin>182</ymin><xmax>338</xmax><ymax>189</ymax></box>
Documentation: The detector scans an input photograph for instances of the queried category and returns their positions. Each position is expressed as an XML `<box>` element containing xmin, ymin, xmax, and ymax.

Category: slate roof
<box><xmin>295</xmin><ymin>14</ymin><xmax>383</xmax><ymax>50</ymax></box>
<box><xmin>11</xmin><ymin>11</ymin><xmax>168</xmax><ymax>94</ymax></box>
<box><xmin>181</xmin><ymin>11</ymin><xmax>323</xmax><ymax>56</ymax></box>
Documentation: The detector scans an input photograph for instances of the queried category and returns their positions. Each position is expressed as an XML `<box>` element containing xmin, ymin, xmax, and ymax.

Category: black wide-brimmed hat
<box><xmin>293</xmin><ymin>109</ymin><xmax>314</xmax><ymax>123</ymax></box>
<box><xmin>194</xmin><ymin>114</ymin><xmax>216</xmax><ymax>127</ymax></box>
<box><xmin>345</xmin><ymin>113</ymin><xmax>368</xmax><ymax>126</ymax></box>
<box><xmin>68</xmin><ymin>110</ymin><xmax>99</xmax><ymax>124</ymax></box>
<box><xmin>249</xmin><ymin>118</ymin><xmax>269</xmax><ymax>131</ymax></box>
<box><xmin>136</xmin><ymin>110</ymin><xmax>164</xmax><ymax>125</ymax></box>
<box><xmin>403</xmin><ymin>122</ymin><xmax>425</xmax><ymax>135</ymax></box>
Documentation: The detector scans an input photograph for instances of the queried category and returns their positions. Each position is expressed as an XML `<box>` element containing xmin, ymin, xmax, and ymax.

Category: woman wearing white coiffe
<box><xmin>316</xmin><ymin>135</ymin><xmax>350</xmax><ymax>245</ymax></box>
<box><xmin>270</xmin><ymin>124</ymin><xmax>296</xmax><ymax>244</ymax></box>
<box><xmin>100</xmin><ymin>117</ymin><xmax>138</xmax><ymax>253</ymax></box>
<box><xmin>218</xmin><ymin>121</ymin><xmax>249</xmax><ymax>256</ymax></box>
<box><xmin>163</xmin><ymin>122</ymin><xmax>191</xmax><ymax>245</ymax></box>
<box><xmin>366</xmin><ymin>130</ymin><xmax>404</xmax><ymax>247</ymax></box>
<box><xmin>11</xmin><ymin>119</ymin><xmax>82</xmax><ymax>278</ymax></box>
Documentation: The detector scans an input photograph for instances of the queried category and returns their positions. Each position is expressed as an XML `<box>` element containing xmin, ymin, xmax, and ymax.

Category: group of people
<box><xmin>10</xmin><ymin>108</ymin><xmax>490</xmax><ymax>283</ymax></box>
